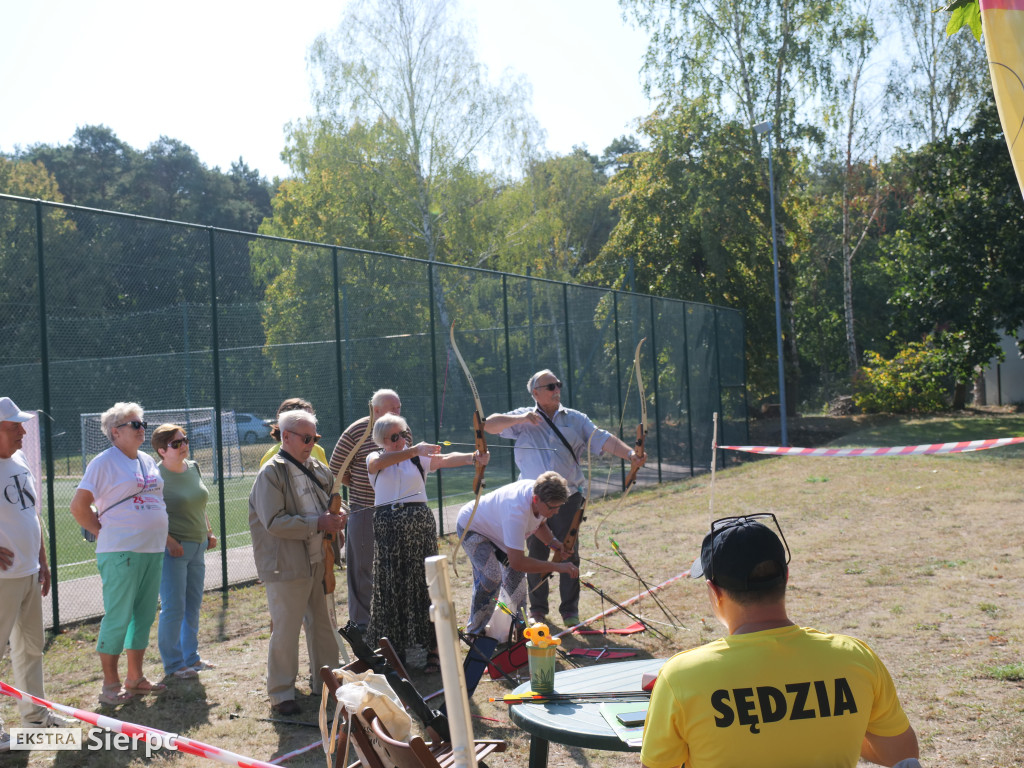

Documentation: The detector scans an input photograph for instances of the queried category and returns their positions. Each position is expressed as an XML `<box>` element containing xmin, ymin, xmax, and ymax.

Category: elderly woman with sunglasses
<box><xmin>71</xmin><ymin>402</ymin><xmax>168</xmax><ymax>705</ymax></box>
<box><xmin>365</xmin><ymin>413</ymin><xmax>488</xmax><ymax>672</ymax></box>
<box><xmin>151</xmin><ymin>424</ymin><xmax>218</xmax><ymax>681</ymax></box>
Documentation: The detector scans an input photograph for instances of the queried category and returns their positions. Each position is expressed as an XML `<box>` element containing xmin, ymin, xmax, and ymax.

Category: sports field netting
<box><xmin>0</xmin><ymin>193</ymin><xmax>748</xmax><ymax>630</ymax></box>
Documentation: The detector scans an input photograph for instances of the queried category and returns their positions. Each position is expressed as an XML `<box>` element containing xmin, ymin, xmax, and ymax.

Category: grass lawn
<box><xmin>3</xmin><ymin>411</ymin><xmax>1023</xmax><ymax>766</ymax></box>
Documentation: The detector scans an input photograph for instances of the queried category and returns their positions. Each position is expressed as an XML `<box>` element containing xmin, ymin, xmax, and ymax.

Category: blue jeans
<box><xmin>158</xmin><ymin>540</ymin><xmax>206</xmax><ymax>674</ymax></box>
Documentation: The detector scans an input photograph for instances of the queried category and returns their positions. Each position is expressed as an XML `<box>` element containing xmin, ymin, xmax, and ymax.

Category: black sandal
<box><xmin>424</xmin><ymin>649</ymin><xmax>441</xmax><ymax>674</ymax></box>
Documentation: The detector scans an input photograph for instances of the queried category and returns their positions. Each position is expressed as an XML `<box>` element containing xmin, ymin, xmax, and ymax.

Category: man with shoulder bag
<box><xmin>248</xmin><ymin>409</ymin><xmax>344</xmax><ymax>716</ymax></box>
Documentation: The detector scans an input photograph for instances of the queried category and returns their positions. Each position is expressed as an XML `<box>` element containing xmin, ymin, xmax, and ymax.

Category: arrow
<box><xmin>610</xmin><ymin>537</ymin><xmax>684</xmax><ymax>629</ymax></box>
<box><xmin>491</xmin><ymin>690</ymin><xmax>651</xmax><ymax>705</ymax></box>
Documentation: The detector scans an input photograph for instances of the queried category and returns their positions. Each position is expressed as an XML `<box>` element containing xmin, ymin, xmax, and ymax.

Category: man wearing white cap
<box><xmin>0</xmin><ymin>398</ymin><xmax>73</xmax><ymax>751</ymax></box>
<box><xmin>641</xmin><ymin>514</ymin><xmax>920</xmax><ymax>768</ymax></box>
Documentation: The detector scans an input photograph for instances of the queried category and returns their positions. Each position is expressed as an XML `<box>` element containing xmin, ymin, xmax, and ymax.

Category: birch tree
<box><xmin>308</xmin><ymin>0</ymin><xmax>539</xmax><ymax>266</ymax></box>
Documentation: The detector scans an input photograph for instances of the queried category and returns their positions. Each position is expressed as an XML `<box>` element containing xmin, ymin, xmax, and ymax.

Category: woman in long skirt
<box><xmin>365</xmin><ymin>414</ymin><xmax>487</xmax><ymax>672</ymax></box>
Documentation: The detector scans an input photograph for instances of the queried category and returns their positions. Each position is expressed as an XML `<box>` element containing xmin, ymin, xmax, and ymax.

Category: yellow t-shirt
<box><xmin>259</xmin><ymin>441</ymin><xmax>328</xmax><ymax>467</ymax></box>
<box><xmin>640</xmin><ymin>625</ymin><xmax>910</xmax><ymax>768</ymax></box>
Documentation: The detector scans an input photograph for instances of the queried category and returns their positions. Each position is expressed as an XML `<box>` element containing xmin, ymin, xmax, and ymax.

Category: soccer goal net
<box><xmin>80</xmin><ymin>408</ymin><xmax>244</xmax><ymax>480</ymax></box>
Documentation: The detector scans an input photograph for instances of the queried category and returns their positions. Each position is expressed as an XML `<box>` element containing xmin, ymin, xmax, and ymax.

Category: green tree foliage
<box><xmin>886</xmin><ymin>0</ymin><xmax>990</xmax><ymax>146</ymax></box>
<box><xmin>820</xmin><ymin>10</ymin><xmax>885</xmax><ymax>376</ymax></box>
<box><xmin>586</xmin><ymin>103</ymin><xmax>779</xmax><ymax>399</ymax></box>
<box><xmin>265</xmin><ymin>118</ymin><xmax>417</xmax><ymax>253</ymax></box>
<box><xmin>853</xmin><ymin>337</ymin><xmax>953</xmax><ymax>413</ymax></box>
<box><xmin>620</xmin><ymin>0</ymin><xmax>848</xmax><ymax>406</ymax></box>
<box><xmin>487</xmin><ymin>149</ymin><xmax>616</xmax><ymax>280</ymax></box>
<box><xmin>626</xmin><ymin>0</ymin><xmax>842</xmax><ymax>134</ymax></box>
<box><xmin>16</xmin><ymin>125</ymin><xmax>273</xmax><ymax>231</ymax></box>
<box><xmin>790</xmin><ymin>159</ymin><xmax>893</xmax><ymax>401</ymax></box>
<box><xmin>0</xmin><ymin>158</ymin><xmax>76</xmax><ymax>365</ymax></box>
<box><xmin>308</xmin><ymin>0</ymin><xmax>539</xmax><ymax>266</ymax></box>
<box><xmin>881</xmin><ymin>103</ymin><xmax>1024</xmax><ymax>406</ymax></box>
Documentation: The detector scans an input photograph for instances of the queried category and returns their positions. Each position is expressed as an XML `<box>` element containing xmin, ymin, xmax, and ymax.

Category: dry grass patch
<box><xmin>2</xmin><ymin>415</ymin><xmax>1023</xmax><ymax>766</ymax></box>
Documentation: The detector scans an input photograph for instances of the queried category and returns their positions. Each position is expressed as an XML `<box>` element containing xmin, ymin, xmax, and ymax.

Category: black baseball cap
<box><xmin>690</xmin><ymin>516</ymin><xmax>789</xmax><ymax>591</ymax></box>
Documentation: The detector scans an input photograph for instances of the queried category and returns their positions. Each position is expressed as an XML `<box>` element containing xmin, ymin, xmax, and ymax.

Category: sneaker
<box><xmin>173</xmin><ymin>667</ymin><xmax>199</xmax><ymax>679</ymax></box>
<box><xmin>27</xmin><ymin>712</ymin><xmax>76</xmax><ymax>729</ymax></box>
<box><xmin>528</xmin><ymin>610</ymin><xmax>547</xmax><ymax>624</ymax></box>
<box><xmin>0</xmin><ymin>727</ymin><xmax>10</xmax><ymax>753</ymax></box>
<box><xmin>561</xmin><ymin>614</ymin><xmax>580</xmax><ymax>627</ymax></box>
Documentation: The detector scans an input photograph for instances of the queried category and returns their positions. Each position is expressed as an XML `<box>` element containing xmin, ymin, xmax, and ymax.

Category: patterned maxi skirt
<box><xmin>366</xmin><ymin>502</ymin><xmax>438</xmax><ymax>655</ymax></box>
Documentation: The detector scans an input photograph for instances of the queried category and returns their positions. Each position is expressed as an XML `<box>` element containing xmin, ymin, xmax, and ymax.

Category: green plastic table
<box><xmin>507</xmin><ymin>658</ymin><xmax>665</xmax><ymax>768</ymax></box>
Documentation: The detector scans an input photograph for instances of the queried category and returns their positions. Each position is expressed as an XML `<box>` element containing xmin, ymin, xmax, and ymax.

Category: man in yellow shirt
<box><xmin>641</xmin><ymin>515</ymin><xmax>920</xmax><ymax>768</ymax></box>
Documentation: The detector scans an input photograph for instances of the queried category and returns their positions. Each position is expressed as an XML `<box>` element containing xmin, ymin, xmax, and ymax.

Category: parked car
<box><xmin>234</xmin><ymin>412</ymin><xmax>273</xmax><ymax>444</ymax></box>
<box><xmin>189</xmin><ymin>412</ymin><xmax>272</xmax><ymax>447</ymax></box>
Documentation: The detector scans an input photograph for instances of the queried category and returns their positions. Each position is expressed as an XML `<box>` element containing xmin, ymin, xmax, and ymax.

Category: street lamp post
<box><xmin>753</xmin><ymin>120</ymin><xmax>788</xmax><ymax>446</ymax></box>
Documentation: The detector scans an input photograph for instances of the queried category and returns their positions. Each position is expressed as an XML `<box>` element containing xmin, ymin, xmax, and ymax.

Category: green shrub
<box><xmin>853</xmin><ymin>338</ymin><xmax>951</xmax><ymax>413</ymax></box>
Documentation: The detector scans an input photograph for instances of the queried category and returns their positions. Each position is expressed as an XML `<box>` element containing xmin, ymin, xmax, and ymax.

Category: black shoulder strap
<box><xmin>278</xmin><ymin>449</ymin><xmax>329</xmax><ymax>495</ymax></box>
<box><xmin>536</xmin><ymin>407</ymin><xmax>580</xmax><ymax>466</ymax></box>
<box><xmin>371</xmin><ymin>452</ymin><xmax>426</xmax><ymax>482</ymax></box>
<box><xmin>410</xmin><ymin>455</ymin><xmax>426</xmax><ymax>480</ymax></box>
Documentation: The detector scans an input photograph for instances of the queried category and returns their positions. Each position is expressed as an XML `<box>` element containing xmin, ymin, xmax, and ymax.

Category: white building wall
<box><xmin>982</xmin><ymin>330</ymin><xmax>1024</xmax><ymax>405</ymax></box>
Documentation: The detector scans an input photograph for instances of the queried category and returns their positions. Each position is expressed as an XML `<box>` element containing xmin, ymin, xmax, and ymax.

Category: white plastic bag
<box><xmin>335</xmin><ymin>668</ymin><xmax>412</xmax><ymax>740</ymax></box>
<box><xmin>319</xmin><ymin>667</ymin><xmax>413</xmax><ymax>767</ymax></box>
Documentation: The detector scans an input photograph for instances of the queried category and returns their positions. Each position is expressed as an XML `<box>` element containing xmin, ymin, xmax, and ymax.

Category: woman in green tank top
<box><xmin>153</xmin><ymin>424</ymin><xmax>218</xmax><ymax>680</ymax></box>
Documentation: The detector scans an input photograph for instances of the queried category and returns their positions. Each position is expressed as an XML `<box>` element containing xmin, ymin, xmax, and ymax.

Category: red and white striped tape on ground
<box><xmin>720</xmin><ymin>437</ymin><xmax>1024</xmax><ymax>457</ymax></box>
<box><xmin>0</xmin><ymin>680</ymin><xmax>282</xmax><ymax>768</ymax></box>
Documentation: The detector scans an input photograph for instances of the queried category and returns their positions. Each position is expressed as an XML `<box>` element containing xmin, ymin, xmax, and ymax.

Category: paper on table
<box><xmin>599</xmin><ymin>701</ymin><xmax>648</xmax><ymax>747</ymax></box>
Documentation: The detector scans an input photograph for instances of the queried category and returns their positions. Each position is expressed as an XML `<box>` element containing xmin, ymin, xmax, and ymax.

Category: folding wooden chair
<box><xmin>362</xmin><ymin>705</ymin><xmax>506</xmax><ymax>768</ymax></box>
<box><xmin>319</xmin><ymin>637</ymin><xmax>435</xmax><ymax>767</ymax></box>
<box><xmin>319</xmin><ymin>664</ymin><xmax>385</xmax><ymax>768</ymax></box>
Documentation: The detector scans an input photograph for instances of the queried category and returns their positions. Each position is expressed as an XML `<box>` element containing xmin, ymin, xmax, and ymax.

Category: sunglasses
<box><xmin>534</xmin><ymin>381</ymin><xmax>562</xmax><ymax>392</ymax></box>
<box><xmin>706</xmin><ymin>513</ymin><xmax>791</xmax><ymax>583</ymax></box>
<box><xmin>286</xmin><ymin>430</ymin><xmax>321</xmax><ymax>445</ymax></box>
<box><xmin>116</xmin><ymin>420</ymin><xmax>148</xmax><ymax>431</ymax></box>
<box><xmin>388</xmin><ymin>430</ymin><xmax>412</xmax><ymax>443</ymax></box>
<box><xmin>168</xmin><ymin>437</ymin><xmax>189</xmax><ymax>449</ymax></box>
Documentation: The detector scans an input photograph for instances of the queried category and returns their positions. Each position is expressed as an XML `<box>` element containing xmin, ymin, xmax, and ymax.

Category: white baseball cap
<box><xmin>0</xmin><ymin>397</ymin><xmax>34</xmax><ymax>423</ymax></box>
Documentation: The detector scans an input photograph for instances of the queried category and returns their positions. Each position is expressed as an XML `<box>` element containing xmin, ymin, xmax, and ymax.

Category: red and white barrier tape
<box><xmin>720</xmin><ymin>437</ymin><xmax>1024</xmax><ymax>457</ymax></box>
<box><xmin>269</xmin><ymin>737</ymin><xmax>323</xmax><ymax>764</ymax></box>
<box><xmin>0</xmin><ymin>680</ymin><xmax>279</xmax><ymax>768</ymax></box>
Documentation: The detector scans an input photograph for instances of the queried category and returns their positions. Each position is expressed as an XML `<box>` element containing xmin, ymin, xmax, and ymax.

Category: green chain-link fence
<box><xmin>0</xmin><ymin>193</ymin><xmax>748</xmax><ymax>630</ymax></box>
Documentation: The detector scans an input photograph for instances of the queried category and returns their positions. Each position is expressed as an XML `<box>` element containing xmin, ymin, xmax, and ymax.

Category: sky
<box><xmin>1</xmin><ymin>0</ymin><xmax>654</xmax><ymax>181</ymax></box>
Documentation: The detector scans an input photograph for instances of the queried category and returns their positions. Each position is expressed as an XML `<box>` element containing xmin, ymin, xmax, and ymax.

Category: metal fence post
<box><xmin>613</xmin><ymin>292</ymin><xmax>625</xmax><ymax>488</ymax></box>
<box><xmin>427</xmin><ymin>262</ymin><xmax>443</xmax><ymax>533</ymax></box>
<box><xmin>36</xmin><ymin>202</ymin><xmax>60</xmax><ymax>631</ymax></box>
<box><xmin>713</xmin><ymin>308</ymin><xmax>725</xmax><ymax>470</ymax></box>
<box><xmin>208</xmin><ymin>228</ymin><xmax>228</xmax><ymax>591</ymax></box>
<box><xmin>502</xmin><ymin>274</ymin><xmax>515</xmax><ymax>482</ymax></box>
<box><xmin>682</xmin><ymin>303</ymin><xmax>695</xmax><ymax>476</ymax></box>
<box><xmin>562</xmin><ymin>284</ymin><xmax>573</xmax><ymax>407</ymax></box>
<box><xmin>332</xmin><ymin>247</ymin><xmax>346</xmax><ymax>435</ymax></box>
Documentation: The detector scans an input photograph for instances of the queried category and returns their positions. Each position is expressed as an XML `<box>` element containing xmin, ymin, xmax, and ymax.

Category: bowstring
<box><xmin>599</xmin><ymin>355</ymin><xmax>637</xmax><ymax>501</ymax></box>
<box><xmin>437</xmin><ymin>344</ymin><xmax>452</xmax><ymax>431</ymax></box>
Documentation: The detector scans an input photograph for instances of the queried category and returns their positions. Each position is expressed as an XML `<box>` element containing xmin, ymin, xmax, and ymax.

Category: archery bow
<box><xmin>323</xmin><ymin>401</ymin><xmax>374</xmax><ymax>596</ymax></box>
<box><xmin>448</xmin><ymin>321</ymin><xmax>489</xmax><ymax>572</ymax></box>
<box><xmin>623</xmin><ymin>337</ymin><xmax>648</xmax><ymax>490</ymax></box>
<box><xmin>593</xmin><ymin>337</ymin><xmax>648</xmax><ymax>547</ymax></box>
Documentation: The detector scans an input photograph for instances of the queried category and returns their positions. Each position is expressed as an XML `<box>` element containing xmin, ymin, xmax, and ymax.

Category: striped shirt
<box><xmin>329</xmin><ymin>416</ymin><xmax>376</xmax><ymax>510</ymax></box>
